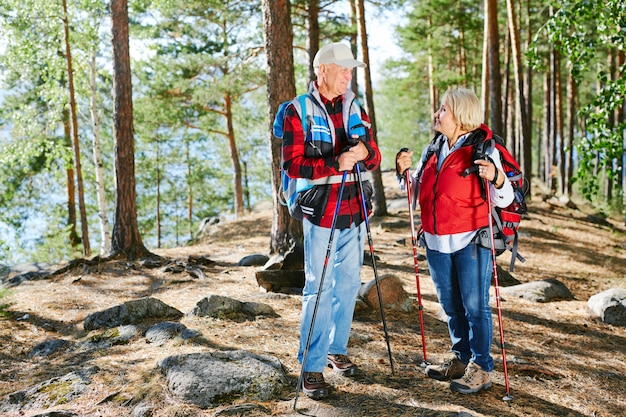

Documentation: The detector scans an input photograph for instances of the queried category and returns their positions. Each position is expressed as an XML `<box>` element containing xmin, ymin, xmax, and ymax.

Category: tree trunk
<box><xmin>486</xmin><ymin>0</ymin><xmax>503</xmax><ymax>135</ymax></box>
<box><xmin>548</xmin><ymin>34</ymin><xmax>558</xmax><ymax>194</ymax></box>
<box><xmin>542</xmin><ymin>72</ymin><xmax>551</xmax><ymax>186</ymax></box>
<box><xmin>481</xmin><ymin>1</ymin><xmax>489</xmax><ymax>122</ymax></box>
<box><xmin>262</xmin><ymin>0</ymin><xmax>302</xmax><ymax>254</ymax></box>
<box><xmin>89</xmin><ymin>49</ymin><xmax>110</xmax><ymax>256</ymax></box>
<box><xmin>350</xmin><ymin>0</ymin><xmax>359</xmax><ymax>97</ymax></box>
<box><xmin>427</xmin><ymin>17</ymin><xmax>437</xmax><ymax>116</ymax></box>
<box><xmin>556</xmin><ymin>52</ymin><xmax>565</xmax><ymax>196</ymax></box>
<box><xmin>225</xmin><ymin>92</ymin><xmax>244</xmax><ymax>217</ymax></box>
<box><xmin>186</xmin><ymin>140</ymin><xmax>193</xmax><ymax>240</ymax></box>
<box><xmin>110</xmin><ymin>0</ymin><xmax>152</xmax><ymax>260</ymax></box>
<box><xmin>355</xmin><ymin>0</ymin><xmax>387</xmax><ymax>216</ymax></box>
<box><xmin>506</xmin><ymin>0</ymin><xmax>531</xmax><ymax>196</ymax></box>
<box><xmin>63</xmin><ymin>108</ymin><xmax>80</xmax><ymax>248</ymax></box>
<box><xmin>62</xmin><ymin>0</ymin><xmax>90</xmax><ymax>257</ymax></box>
<box><xmin>306</xmin><ymin>0</ymin><xmax>319</xmax><ymax>85</ymax></box>
<box><xmin>565</xmin><ymin>70</ymin><xmax>576</xmax><ymax>197</ymax></box>
<box><xmin>524</xmin><ymin>0</ymin><xmax>533</xmax><ymax>169</ymax></box>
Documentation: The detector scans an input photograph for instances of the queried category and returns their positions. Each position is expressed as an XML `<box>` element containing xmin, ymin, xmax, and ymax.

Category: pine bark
<box><xmin>355</xmin><ymin>0</ymin><xmax>387</xmax><ymax>216</ymax></box>
<box><xmin>110</xmin><ymin>0</ymin><xmax>152</xmax><ymax>260</ymax></box>
<box><xmin>262</xmin><ymin>0</ymin><xmax>302</xmax><ymax>254</ymax></box>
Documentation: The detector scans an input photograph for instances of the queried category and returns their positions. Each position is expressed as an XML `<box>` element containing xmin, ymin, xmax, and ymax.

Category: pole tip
<box><xmin>503</xmin><ymin>393</ymin><xmax>513</xmax><ymax>403</ymax></box>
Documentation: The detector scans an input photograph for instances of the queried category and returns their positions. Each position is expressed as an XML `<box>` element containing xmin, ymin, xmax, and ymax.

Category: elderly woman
<box><xmin>396</xmin><ymin>88</ymin><xmax>514</xmax><ymax>394</ymax></box>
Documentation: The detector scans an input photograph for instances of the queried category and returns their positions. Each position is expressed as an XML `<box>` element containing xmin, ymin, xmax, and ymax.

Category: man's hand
<box><xmin>337</xmin><ymin>141</ymin><xmax>368</xmax><ymax>171</ymax></box>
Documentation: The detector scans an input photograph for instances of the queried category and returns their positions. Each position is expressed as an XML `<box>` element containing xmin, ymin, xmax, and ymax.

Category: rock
<box><xmin>83</xmin><ymin>297</ymin><xmax>183</xmax><ymax>331</ymax></box>
<box><xmin>237</xmin><ymin>254</ymin><xmax>270</xmax><ymax>267</ymax></box>
<box><xmin>83</xmin><ymin>325</ymin><xmax>139</xmax><ymax>348</ymax></box>
<box><xmin>499</xmin><ymin>278</ymin><xmax>574</xmax><ymax>302</ymax></box>
<box><xmin>27</xmin><ymin>339</ymin><xmax>72</xmax><ymax>358</ymax></box>
<box><xmin>587</xmin><ymin>288</ymin><xmax>626</xmax><ymax>326</ymax></box>
<box><xmin>157</xmin><ymin>351</ymin><xmax>286</xmax><ymax>409</ymax></box>
<box><xmin>255</xmin><ymin>269</ymin><xmax>305</xmax><ymax>293</ymax></box>
<box><xmin>145</xmin><ymin>321</ymin><xmax>200</xmax><ymax>346</ymax></box>
<box><xmin>1</xmin><ymin>367</ymin><xmax>99</xmax><ymax>414</ymax></box>
<box><xmin>132</xmin><ymin>403</ymin><xmax>155</xmax><ymax>417</ymax></box>
<box><xmin>256</xmin><ymin>244</ymin><xmax>305</xmax><ymax>293</ymax></box>
<box><xmin>187</xmin><ymin>294</ymin><xmax>277</xmax><ymax>321</ymax></box>
<box><xmin>358</xmin><ymin>274</ymin><xmax>412</xmax><ymax>312</ymax></box>
<box><xmin>493</xmin><ymin>265</ymin><xmax>521</xmax><ymax>287</ymax></box>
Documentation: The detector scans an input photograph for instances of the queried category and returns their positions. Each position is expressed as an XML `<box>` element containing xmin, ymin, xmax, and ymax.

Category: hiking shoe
<box><xmin>450</xmin><ymin>362</ymin><xmax>492</xmax><ymax>394</ymax></box>
<box><xmin>425</xmin><ymin>354</ymin><xmax>467</xmax><ymax>381</ymax></box>
<box><xmin>302</xmin><ymin>372</ymin><xmax>329</xmax><ymax>399</ymax></box>
<box><xmin>327</xmin><ymin>354</ymin><xmax>357</xmax><ymax>376</ymax></box>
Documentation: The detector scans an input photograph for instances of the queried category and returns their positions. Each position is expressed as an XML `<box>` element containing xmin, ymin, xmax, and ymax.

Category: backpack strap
<box><xmin>296</xmin><ymin>94</ymin><xmax>312</xmax><ymax>138</ymax></box>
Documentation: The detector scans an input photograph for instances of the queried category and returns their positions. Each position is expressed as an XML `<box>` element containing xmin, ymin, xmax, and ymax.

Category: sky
<box><xmin>364</xmin><ymin>4</ymin><xmax>404</xmax><ymax>81</ymax></box>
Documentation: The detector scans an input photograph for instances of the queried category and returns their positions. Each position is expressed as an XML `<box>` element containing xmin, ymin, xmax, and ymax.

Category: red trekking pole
<box><xmin>403</xmin><ymin>167</ymin><xmax>429</xmax><ymax>367</ymax></box>
<box><xmin>485</xmin><ymin>176</ymin><xmax>513</xmax><ymax>403</ymax></box>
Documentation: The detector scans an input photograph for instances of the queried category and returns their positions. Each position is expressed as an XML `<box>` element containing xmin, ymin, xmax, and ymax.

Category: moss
<box><xmin>38</xmin><ymin>380</ymin><xmax>75</xmax><ymax>405</ymax></box>
<box><xmin>213</xmin><ymin>390</ymin><xmax>242</xmax><ymax>405</ymax></box>
<box><xmin>87</xmin><ymin>327</ymin><xmax>120</xmax><ymax>343</ymax></box>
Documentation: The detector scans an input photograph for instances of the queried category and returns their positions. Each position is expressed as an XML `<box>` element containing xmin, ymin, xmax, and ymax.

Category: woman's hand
<box><xmin>473</xmin><ymin>159</ymin><xmax>504</xmax><ymax>188</ymax></box>
<box><xmin>396</xmin><ymin>149</ymin><xmax>414</xmax><ymax>176</ymax></box>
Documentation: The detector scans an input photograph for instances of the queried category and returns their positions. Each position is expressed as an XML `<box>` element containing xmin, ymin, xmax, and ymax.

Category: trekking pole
<box><xmin>354</xmin><ymin>162</ymin><xmax>395</xmax><ymax>375</ymax></box>
<box><xmin>293</xmin><ymin>170</ymin><xmax>348</xmax><ymax>411</ymax></box>
<box><xmin>484</xmin><ymin>175</ymin><xmax>514</xmax><ymax>403</ymax></box>
<box><xmin>402</xmin><ymin>164</ymin><xmax>429</xmax><ymax>367</ymax></box>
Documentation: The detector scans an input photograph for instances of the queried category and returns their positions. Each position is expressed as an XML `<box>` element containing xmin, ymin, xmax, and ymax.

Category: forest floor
<box><xmin>1</xmin><ymin>171</ymin><xmax>625</xmax><ymax>417</ymax></box>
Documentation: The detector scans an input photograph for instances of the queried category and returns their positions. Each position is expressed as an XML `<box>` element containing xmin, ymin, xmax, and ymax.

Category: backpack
<box><xmin>417</xmin><ymin>129</ymin><xmax>528</xmax><ymax>271</ymax></box>
<box><xmin>272</xmin><ymin>94</ymin><xmax>314</xmax><ymax>220</ymax></box>
<box><xmin>465</xmin><ymin>134</ymin><xmax>528</xmax><ymax>272</ymax></box>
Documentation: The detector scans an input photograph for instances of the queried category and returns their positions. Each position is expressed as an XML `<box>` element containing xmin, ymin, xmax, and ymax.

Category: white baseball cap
<box><xmin>313</xmin><ymin>42</ymin><xmax>366</xmax><ymax>69</ymax></box>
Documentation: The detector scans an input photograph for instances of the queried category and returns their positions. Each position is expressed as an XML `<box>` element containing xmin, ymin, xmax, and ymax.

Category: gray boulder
<box><xmin>499</xmin><ymin>278</ymin><xmax>574</xmax><ymax>302</ymax></box>
<box><xmin>187</xmin><ymin>294</ymin><xmax>277</xmax><ymax>321</ymax></box>
<box><xmin>83</xmin><ymin>297</ymin><xmax>183</xmax><ymax>331</ymax></box>
<box><xmin>27</xmin><ymin>338</ymin><xmax>72</xmax><ymax>358</ymax></box>
<box><xmin>587</xmin><ymin>288</ymin><xmax>626</xmax><ymax>326</ymax></box>
<box><xmin>145</xmin><ymin>321</ymin><xmax>201</xmax><ymax>346</ymax></box>
<box><xmin>157</xmin><ymin>351</ymin><xmax>286</xmax><ymax>409</ymax></box>
<box><xmin>1</xmin><ymin>367</ymin><xmax>99</xmax><ymax>414</ymax></box>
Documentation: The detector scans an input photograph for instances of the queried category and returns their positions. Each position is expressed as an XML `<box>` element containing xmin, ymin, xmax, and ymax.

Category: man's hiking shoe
<box><xmin>327</xmin><ymin>354</ymin><xmax>357</xmax><ymax>376</ymax></box>
<box><xmin>450</xmin><ymin>362</ymin><xmax>492</xmax><ymax>394</ymax></box>
<box><xmin>302</xmin><ymin>372</ymin><xmax>329</xmax><ymax>399</ymax></box>
<box><xmin>425</xmin><ymin>354</ymin><xmax>467</xmax><ymax>381</ymax></box>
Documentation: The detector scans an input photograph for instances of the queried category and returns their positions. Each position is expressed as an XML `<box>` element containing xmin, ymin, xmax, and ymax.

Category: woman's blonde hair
<box><xmin>441</xmin><ymin>88</ymin><xmax>483</xmax><ymax>131</ymax></box>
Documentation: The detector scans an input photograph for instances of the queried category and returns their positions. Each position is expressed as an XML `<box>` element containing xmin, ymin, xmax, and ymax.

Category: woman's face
<box><xmin>434</xmin><ymin>102</ymin><xmax>457</xmax><ymax>139</ymax></box>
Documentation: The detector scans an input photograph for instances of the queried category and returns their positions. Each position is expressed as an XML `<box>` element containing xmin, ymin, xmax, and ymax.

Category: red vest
<box><xmin>419</xmin><ymin>128</ymin><xmax>491</xmax><ymax>235</ymax></box>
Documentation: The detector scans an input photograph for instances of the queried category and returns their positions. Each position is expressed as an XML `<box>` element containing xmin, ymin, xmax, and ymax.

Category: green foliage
<box><xmin>131</xmin><ymin>0</ymin><xmax>269</xmax><ymax>246</ymax></box>
<box><xmin>532</xmin><ymin>0</ymin><xmax>626</xmax><ymax>202</ymax></box>
<box><xmin>376</xmin><ymin>0</ymin><xmax>483</xmax><ymax>168</ymax></box>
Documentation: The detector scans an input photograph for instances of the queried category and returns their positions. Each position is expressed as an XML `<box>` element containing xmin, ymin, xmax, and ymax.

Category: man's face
<box><xmin>318</xmin><ymin>63</ymin><xmax>353</xmax><ymax>99</ymax></box>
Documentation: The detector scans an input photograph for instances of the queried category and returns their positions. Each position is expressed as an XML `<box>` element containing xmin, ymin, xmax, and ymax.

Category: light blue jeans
<box><xmin>298</xmin><ymin>218</ymin><xmax>366</xmax><ymax>372</ymax></box>
<box><xmin>426</xmin><ymin>243</ymin><xmax>494</xmax><ymax>372</ymax></box>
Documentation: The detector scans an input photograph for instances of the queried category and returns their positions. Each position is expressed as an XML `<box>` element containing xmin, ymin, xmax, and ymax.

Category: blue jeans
<box><xmin>298</xmin><ymin>218</ymin><xmax>366</xmax><ymax>372</ymax></box>
<box><xmin>426</xmin><ymin>243</ymin><xmax>494</xmax><ymax>372</ymax></box>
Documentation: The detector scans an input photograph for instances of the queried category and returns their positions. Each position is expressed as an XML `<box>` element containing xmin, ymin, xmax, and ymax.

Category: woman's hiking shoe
<box><xmin>327</xmin><ymin>354</ymin><xmax>357</xmax><ymax>376</ymax></box>
<box><xmin>450</xmin><ymin>362</ymin><xmax>492</xmax><ymax>394</ymax></box>
<box><xmin>302</xmin><ymin>372</ymin><xmax>329</xmax><ymax>399</ymax></box>
<box><xmin>425</xmin><ymin>354</ymin><xmax>467</xmax><ymax>381</ymax></box>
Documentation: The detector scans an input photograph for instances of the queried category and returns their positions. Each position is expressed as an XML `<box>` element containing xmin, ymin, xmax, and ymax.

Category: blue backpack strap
<box><xmin>297</xmin><ymin>94</ymin><xmax>312</xmax><ymax>138</ymax></box>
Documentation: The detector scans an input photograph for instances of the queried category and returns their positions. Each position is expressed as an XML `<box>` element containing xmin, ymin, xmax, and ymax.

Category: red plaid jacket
<box><xmin>282</xmin><ymin>84</ymin><xmax>381</xmax><ymax>229</ymax></box>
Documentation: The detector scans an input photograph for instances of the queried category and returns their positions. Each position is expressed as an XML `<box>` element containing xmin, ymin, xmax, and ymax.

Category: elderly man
<box><xmin>281</xmin><ymin>42</ymin><xmax>381</xmax><ymax>399</ymax></box>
